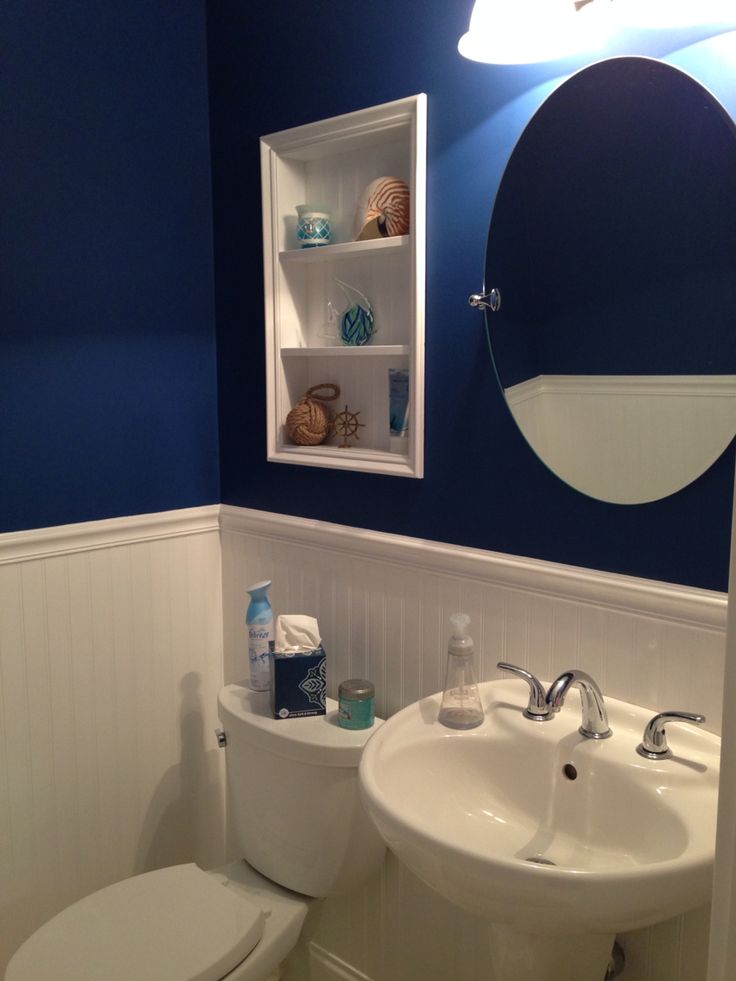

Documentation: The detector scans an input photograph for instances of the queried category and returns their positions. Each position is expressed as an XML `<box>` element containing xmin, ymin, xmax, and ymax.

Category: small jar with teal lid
<box><xmin>338</xmin><ymin>679</ymin><xmax>375</xmax><ymax>730</ymax></box>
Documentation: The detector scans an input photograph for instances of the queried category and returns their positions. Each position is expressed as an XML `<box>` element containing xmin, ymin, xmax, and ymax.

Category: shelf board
<box><xmin>270</xmin><ymin>442</ymin><xmax>414</xmax><ymax>477</ymax></box>
<box><xmin>281</xmin><ymin>344</ymin><xmax>410</xmax><ymax>358</ymax></box>
<box><xmin>279</xmin><ymin>235</ymin><xmax>409</xmax><ymax>264</ymax></box>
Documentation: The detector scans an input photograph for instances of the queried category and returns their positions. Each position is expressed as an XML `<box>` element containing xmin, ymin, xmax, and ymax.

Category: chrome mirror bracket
<box><xmin>469</xmin><ymin>288</ymin><xmax>501</xmax><ymax>313</ymax></box>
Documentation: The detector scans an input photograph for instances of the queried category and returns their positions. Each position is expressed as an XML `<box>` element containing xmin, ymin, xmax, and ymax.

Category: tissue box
<box><xmin>270</xmin><ymin>646</ymin><xmax>327</xmax><ymax>719</ymax></box>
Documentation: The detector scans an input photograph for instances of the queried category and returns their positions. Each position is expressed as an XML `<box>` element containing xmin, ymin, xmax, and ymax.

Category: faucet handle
<box><xmin>636</xmin><ymin>711</ymin><xmax>706</xmax><ymax>760</ymax></box>
<box><xmin>497</xmin><ymin>662</ymin><xmax>551</xmax><ymax>721</ymax></box>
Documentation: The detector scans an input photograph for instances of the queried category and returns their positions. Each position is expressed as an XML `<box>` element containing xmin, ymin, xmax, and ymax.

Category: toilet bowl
<box><xmin>6</xmin><ymin>687</ymin><xmax>384</xmax><ymax>981</ymax></box>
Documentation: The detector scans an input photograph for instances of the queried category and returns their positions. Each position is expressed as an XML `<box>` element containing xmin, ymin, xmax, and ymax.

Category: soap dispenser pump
<box><xmin>438</xmin><ymin>613</ymin><xmax>484</xmax><ymax>730</ymax></box>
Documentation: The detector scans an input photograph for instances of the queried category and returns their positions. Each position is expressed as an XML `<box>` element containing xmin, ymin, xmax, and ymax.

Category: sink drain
<box><xmin>524</xmin><ymin>855</ymin><xmax>556</xmax><ymax>866</ymax></box>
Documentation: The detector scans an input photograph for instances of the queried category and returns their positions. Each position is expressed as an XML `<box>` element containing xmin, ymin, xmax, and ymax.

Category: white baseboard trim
<box><xmin>219</xmin><ymin>505</ymin><xmax>726</xmax><ymax>630</ymax></box>
<box><xmin>309</xmin><ymin>943</ymin><xmax>374</xmax><ymax>981</ymax></box>
<box><xmin>0</xmin><ymin>505</ymin><xmax>221</xmax><ymax>565</ymax></box>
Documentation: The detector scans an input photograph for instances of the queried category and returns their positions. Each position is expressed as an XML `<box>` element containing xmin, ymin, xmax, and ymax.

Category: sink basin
<box><xmin>359</xmin><ymin>679</ymin><xmax>720</xmax><ymax>936</ymax></box>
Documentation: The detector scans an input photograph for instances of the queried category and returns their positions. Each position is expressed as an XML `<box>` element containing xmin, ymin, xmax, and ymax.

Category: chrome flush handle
<box><xmin>636</xmin><ymin>711</ymin><xmax>705</xmax><ymax>760</ymax></box>
<box><xmin>497</xmin><ymin>662</ymin><xmax>552</xmax><ymax>721</ymax></box>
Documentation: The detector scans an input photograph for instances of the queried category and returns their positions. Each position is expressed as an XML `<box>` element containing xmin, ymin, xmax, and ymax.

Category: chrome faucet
<box><xmin>497</xmin><ymin>662</ymin><xmax>552</xmax><ymax>721</ymax></box>
<box><xmin>545</xmin><ymin>669</ymin><xmax>612</xmax><ymax>739</ymax></box>
<box><xmin>636</xmin><ymin>710</ymin><xmax>705</xmax><ymax>760</ymax></box>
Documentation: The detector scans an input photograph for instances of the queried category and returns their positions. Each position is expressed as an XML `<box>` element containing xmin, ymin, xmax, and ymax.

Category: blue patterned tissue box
<box><xmin>270</xmin><ymin>646</ymin><xmax>326</xmax><ymax>719</ymax></box>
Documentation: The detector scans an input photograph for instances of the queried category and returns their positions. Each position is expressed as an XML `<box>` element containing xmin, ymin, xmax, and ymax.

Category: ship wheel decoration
<box><xmin>332</xmin><ymin>404</ymin><xmax>365</xmax><ymax>448</ymax></box>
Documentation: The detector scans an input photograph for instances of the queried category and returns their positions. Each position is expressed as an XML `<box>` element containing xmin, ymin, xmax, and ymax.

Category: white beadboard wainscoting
<box><xmin>221</xmin><ymin>505</ymin><xmax>726</xmax><ymax>981</ymax></box>
<box><xmin>0</xmin><ymin>503</ymin><xmax>727</xmax><ymax>979</ymax></box>
<box><xmin>0</xmin><ymin>507</ymin><xmax>225</xmax><ymax>975</ymax></box>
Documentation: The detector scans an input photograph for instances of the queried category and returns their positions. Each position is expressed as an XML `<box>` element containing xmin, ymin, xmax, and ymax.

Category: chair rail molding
<box><xmin>219</xmin><ymin>505</ymin><xmax>726</xmax><ymax>631</ymax></box>
<box><xmin>0</xmin><ymin>506</ymin><xmax>221</xmax><ymax>565</ymax></box>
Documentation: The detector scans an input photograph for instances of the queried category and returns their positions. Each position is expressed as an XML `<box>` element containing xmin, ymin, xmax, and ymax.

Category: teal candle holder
<box><xmin>296</xmin><ymin>205</ymin><xmax>331</xmax><ymax>248</ymax></box>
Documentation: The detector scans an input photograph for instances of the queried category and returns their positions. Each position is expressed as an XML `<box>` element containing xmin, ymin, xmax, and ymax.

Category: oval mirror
<box><xmin>484</xmin><ymin>56</ymin><xmax>736</xmax><ymax>504</ymax></box>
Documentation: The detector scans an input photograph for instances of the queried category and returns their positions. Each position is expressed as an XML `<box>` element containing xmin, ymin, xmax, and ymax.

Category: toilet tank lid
<box><xmin>5</xmin><ymin>864</ymin><xmax>265</xmax><ymax>981</ymax></box>
<box><xmin>218</xmin><ymin>684</ymin><xmax>383</xmax><ymax>767</ymax></box>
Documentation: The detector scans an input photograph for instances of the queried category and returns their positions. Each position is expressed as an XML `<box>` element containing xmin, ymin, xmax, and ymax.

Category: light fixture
<box><xmin>609</xmin><ymin>0</ymin><xmax>736</xmax><ymax>30</ymax></box>
<box><xmin>458</xmin><ymin>0</ymin><xmax>736</xmax><ymax>65</ymax></box>
<box><xmin>458</xmin><ymin>0</ymin><xmax>608</xmax><ymax>64</ymax></box>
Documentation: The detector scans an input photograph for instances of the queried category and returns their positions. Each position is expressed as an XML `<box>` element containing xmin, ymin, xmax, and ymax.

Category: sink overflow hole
<box><xmin>525</xmin><ymin>855</ymin><xmax>557</xmax><ymax>866</ymax></box>
<box><xmin>563</xmin><ymin>763</ymin><xmax>578</xmax><ymax>780</ymax></box>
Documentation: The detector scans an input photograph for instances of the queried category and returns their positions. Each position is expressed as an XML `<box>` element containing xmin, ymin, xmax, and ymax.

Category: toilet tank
<box><xmin>217</xmin><ymin>685</ymin><xmax>385</xmax><ymax>898</ymax></box>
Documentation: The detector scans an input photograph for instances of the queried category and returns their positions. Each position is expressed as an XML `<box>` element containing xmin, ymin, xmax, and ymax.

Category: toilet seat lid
<box><xmin>7</xmin><ymin>864</ymin><xmax>265</xmax><ymax>981</ymax></box>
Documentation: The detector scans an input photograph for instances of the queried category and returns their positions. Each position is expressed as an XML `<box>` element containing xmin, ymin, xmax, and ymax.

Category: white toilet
<box><xmin>6</xmin><ymin>685</ymin><xmax>385</xmax><ymax>981</ymax></box>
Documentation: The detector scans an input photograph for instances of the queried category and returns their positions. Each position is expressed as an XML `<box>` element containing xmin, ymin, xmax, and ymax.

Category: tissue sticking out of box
<box><xmin>271</xmin><ymin>615</ymin><xmax>326</xmax><ymax>719</ymax></box>
<box><xmin>275</xmin><ymin>614</ymin><xmax>322</xmax><ymax>654</ymax></box>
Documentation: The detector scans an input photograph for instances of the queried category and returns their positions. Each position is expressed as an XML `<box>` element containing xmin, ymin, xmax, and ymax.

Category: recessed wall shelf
<box><xmin>260</xmin><ymin>94</ymin><xmax>426</xmax><ymax>478</ymax></box>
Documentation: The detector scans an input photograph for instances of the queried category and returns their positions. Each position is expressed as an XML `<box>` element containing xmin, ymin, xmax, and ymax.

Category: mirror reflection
<box><xmin>485</xmin><ymin>56</ymin><xmax>736</xmax><ymax>504</ymax></box>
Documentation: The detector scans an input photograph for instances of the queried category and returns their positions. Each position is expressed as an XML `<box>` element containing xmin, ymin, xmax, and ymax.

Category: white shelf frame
<box><xmin>260</xmin><ymin>94</ymin><xmax>426</xmax><ymax>478</ymax></box>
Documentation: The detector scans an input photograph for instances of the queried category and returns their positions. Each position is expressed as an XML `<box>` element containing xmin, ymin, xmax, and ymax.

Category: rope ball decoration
<box><xmin>285</xmin><ymin>383</ymin><xmax>340</xmax><ymax>446</ymax></box>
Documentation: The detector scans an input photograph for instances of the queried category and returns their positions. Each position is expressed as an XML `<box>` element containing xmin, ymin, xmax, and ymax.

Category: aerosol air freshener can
<box><xmin>246</xmin><ymin>580</ymin><xmax>273</xmax><ymax>691</ymax></box>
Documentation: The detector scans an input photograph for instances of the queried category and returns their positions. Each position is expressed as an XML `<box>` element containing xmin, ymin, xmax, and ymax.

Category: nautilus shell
<box><xmin>354</xmin><ymin>176</ymin><xmax>411</xmax><ymax>240</ymax></box>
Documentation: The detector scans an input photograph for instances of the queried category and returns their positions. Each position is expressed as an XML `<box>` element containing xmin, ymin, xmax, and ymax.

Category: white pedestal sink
<box><xmin>359</xmin><ymin>679</ymin><xmax>720</xmax><ymax>980</ymax></box>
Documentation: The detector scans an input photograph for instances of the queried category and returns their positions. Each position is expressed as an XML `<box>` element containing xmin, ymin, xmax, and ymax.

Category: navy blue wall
<box><xmin>1</xmin><ymin>1</ymin><xmax>219</xmax><ymax>532</ymax></box>
<box><xmin>3</xmin><ymin>1</ymin><xmax>735</xmax><ymax>593</ymax></box>
<box><xmin>208</xmin><ymin>2</ymin><xmax>736</xmax><ymax>592</ymax></box>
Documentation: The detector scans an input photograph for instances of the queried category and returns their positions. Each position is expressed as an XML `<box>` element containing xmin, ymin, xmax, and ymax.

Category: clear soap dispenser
<box><xmin>438</xmin><ymin>613</ymin><xmax>484</xmax><ymax>729</ymax></box>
